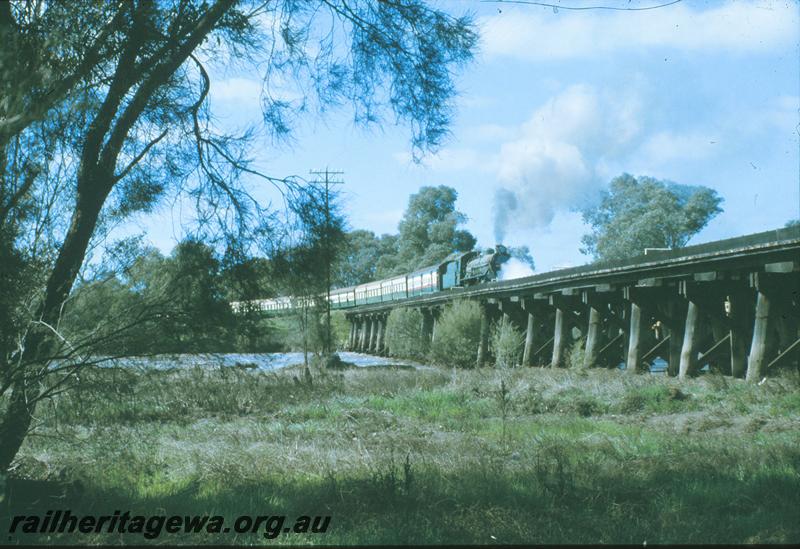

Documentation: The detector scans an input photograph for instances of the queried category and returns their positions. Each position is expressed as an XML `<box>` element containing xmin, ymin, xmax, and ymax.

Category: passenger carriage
<box><xmin>407</xmin><ymin>265</ymin><xmax>439</xmax><ymax>297</ymax></box>
<box><xmin>380</xmin><ymin>275</ymin><xmax>407</xmax><ymax>302</ymax></box>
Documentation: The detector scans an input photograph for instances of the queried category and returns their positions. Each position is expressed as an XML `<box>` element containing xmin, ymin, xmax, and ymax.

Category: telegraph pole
<box><xmin>309</xmin><ymin>168</ymin><xmax>343</xmax><ymax>354</ymax></box>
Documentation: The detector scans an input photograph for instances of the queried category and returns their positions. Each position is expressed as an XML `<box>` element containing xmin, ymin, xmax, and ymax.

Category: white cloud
<box><xmin>625</xmin><ymin>93</ymin><xmax>798</xmax><ymax>175</ymax></box>
<box><xmin>480</xmin><ymin>1</ymin><xmax>798</xmax><ymax>60</ymax></box>
<box><xmin>492</xmin><ymin>84</ymin><xmax>644</xmax><ymax>237</ymax></box>
<box><xmin>502</xmin><ymin>210</ymin><xmax>590</xmax><ymax>272</ymax></box>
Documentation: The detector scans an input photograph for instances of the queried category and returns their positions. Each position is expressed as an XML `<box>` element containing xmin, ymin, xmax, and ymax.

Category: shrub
<box><xmin>385</xmin><ymin>307</ymin><xmax>426</xmax><ymax>359</ymax></box>
<box><xmin>618</xmin><ymin>384</ymin><xmax>689</xmax><ymax>414</ymax></box>
<box><xmin>330</xmin><ymin>310</ymin><xmax>351</xmax><ymax>350</ymax></box>
<box><xmin>284</xmin><ymin>308</ymin><xmax>351</xmax><ymax>354</ymax></box>
<box><xmin>429</xmin><ymin>300</ymin><xmax>482</xmax><ymax>368</ymax></box>
<box><xmin>279</xmin><ymin>308</ymin><xmax>324</xmax><ymax>353</ymax></box>
<box><xmin>491</xmin><ymin>318</ymin><xmax>524</xmax><ymax>368</ymax></box>
<box><xmin>547</xmin><ymin>386</ymin><xmax>608</xmax><ymax>416</ymax></box>
<box><xmin>567</xmin><ymin>337</ymin><xmax>586</xmax><ymax>369</ymax></box>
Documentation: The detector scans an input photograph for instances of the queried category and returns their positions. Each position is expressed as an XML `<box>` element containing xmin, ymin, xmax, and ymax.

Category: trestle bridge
<box><xmin>341</xmin><ymin>227</ymin><xmax>799</xmax><ymax>381</ymax></box>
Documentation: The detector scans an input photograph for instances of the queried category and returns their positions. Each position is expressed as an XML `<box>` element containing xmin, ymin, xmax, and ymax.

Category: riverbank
<box><xmin>4</xmin><ymin>360</ymin><xmax>799</xmax><ymax>545</ymax></box>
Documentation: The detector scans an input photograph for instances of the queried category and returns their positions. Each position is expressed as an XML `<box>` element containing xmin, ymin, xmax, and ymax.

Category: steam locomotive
<box><xmin>235</xmin><ymin>245</ymin><xmax>511</xmax><ymax>313</ymax></box>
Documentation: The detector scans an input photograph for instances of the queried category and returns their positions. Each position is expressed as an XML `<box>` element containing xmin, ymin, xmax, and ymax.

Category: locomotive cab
<box><xmin>439</xmin><ymin>250</ymin><xmax>478</xmax><ymax>289</ymax></box>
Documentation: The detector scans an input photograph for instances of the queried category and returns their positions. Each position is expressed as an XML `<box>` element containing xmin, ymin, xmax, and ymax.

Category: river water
<box><xmin>100</xmin><ymin>353</ymin><xmax>669</xmax><ymax>373</ymax></box>
<box><xmin>103</xmin><ymin>352</ymin><xmax>426</xmax><ymax>371</ymax></box>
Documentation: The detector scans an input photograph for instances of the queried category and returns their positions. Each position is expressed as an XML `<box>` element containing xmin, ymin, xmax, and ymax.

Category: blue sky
<box><xmin>130</xmin><ymin>0</ymin><xmax>799</xmax><ymax>272</ymax></box>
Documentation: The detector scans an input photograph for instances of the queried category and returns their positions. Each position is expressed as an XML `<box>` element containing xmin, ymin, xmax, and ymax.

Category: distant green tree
<box><xmin>63</xmin><ymin>239</ymin><xmax>238</xmax><ymax>355</ymax></box>
<box><xmin>220</xmin><ymin>253</ymin><xmax>273</xmax><ymax>303</ymax></box>
<box><xmin>334</xmin><ymin>230</ymin><xmax>398</xmax><ymax>287</ymax></box>
<box><xmin>61</xmin><ymin>241</ymin><xmax>167</xmax><ymax>356</ymax></box>
<box><xmin>219</xmin><ymin>255</ymin><xmax>275</xmax><ymax>352</ymax></box>
<box><xmin>374</xmin><ymin>234</ymin><xmax>402</xmax><ymax>279</ymax></box>
<box><xmin>335</xmin><ymin>186</ymin><xmax>477</xmax><ymax>283</ymax></box>
<box><xmin>785</xmin><ymin>219</ymin><xmax>800</xmax><ymax>228</ymax></box>
<box><xmin>392</xmin><ymin>185</ymin><xmax>477</xmax><ymax>273</ymax></box>
<box><xmin>161</xmin><ymin>240</ymin><xmax>234</xmax><ymax>352</ymax></box>
<box><xmin>61</xmin><ymin>278</ymin><xmax>124</xmax><ymax>351</ymax></box>
<box><xmin>581</xmin><ymin>174</ymin><xmax>723</xmax><ymax>261</ymax></box>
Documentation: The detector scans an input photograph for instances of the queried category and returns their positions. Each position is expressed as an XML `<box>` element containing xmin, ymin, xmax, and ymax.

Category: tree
<box><xmin>334</xmin><ymin>230</ymin><xmax>383</xmax><ymax>287</ymax></box>
<box><xmin>333</xmin><ymin>185</ymin><xmax>478</xmax><ymax>282</ymax></box>
<box><xmin>392</xmin><ymin>185</ymin><xmax>477</xmax><ymax>272</ymax></box>
<box><xmin>580</xmin><ymin>174</ymin><xmax>723</xmax><ymax>262</ymax></box>
<box><xmin>374</xmin><ymin>234</ymin><xmax>402</xmax><ymax>279</ymax></box>
<box><xmin>220</xmin><ymin>254</ymin><xmax>275</xmax><ymax>351</ymax></box>
<box><xmin>62</xmin><ymin>239</ymin><xmax>237</xmax><ymax>356</ymax></box>
<box><xmin>0</xmin><ymin>0</ymin><xmax>478</xmax><ymax>472</ymax></box>
<box><xmin>333</xmin><ymin>230</ymin><xmax>399</xmax><ymax>286</ymax></box>
<box><xmin>160</xmin><ymin>240</ymin><xmax>235</xmax><ymax>352</ymax></box>
<box><xmin>270</xmin><ymin>185</ymin><xmax>346</xmax><ymax>364</ymax></box>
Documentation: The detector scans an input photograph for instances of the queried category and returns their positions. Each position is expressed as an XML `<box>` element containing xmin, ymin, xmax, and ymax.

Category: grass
<box><xmin>2</xmin><ymin>363</ymin><xmax>799</xmax><ymax>545</ymax></box>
